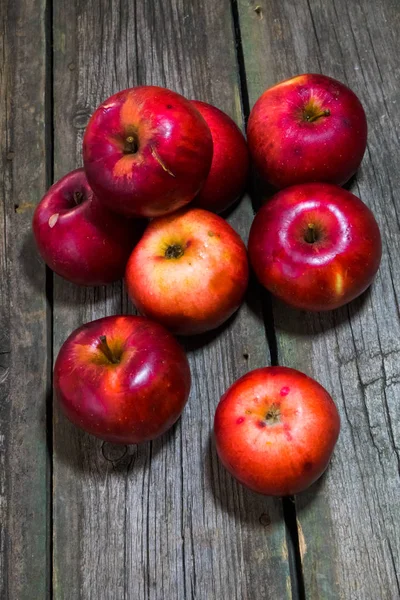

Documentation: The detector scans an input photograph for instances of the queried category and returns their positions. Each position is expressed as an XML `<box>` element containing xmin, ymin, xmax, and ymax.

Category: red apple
<box><xmin>83</xmin><ymin>86</ymin><xmax>213</xmax><ymax>218</ymax></box>
<box><xmin>247</xmin><ymin>73</ymin><xmax>367</xmax><ymax>189</ymax></box>
<box><xmin>54</xmin><ymin>315</ymin><xmax>191</xmax><ymax>444</ymax></box>
<box><xmin>33</xmin><ymin>168</ymin><xmax>141</xmax><ymax>286</ymax></box>
<box><xmin>125</xmin><ymin>208</ymin><xmax>249</xmax><ymax>335</ymax></box>
<box><xmin>248</xmin><ymin>183</ymin><xmax>381</xmax><ymax>311</ymax></box>
<box><xmin>191</xmin><ymin>100</ymin><xmax>249</xmax><ymax>213</ymax></box>
<box><xmin>214</xmin><ymin>366</ymin><xmax>340</xmax><ymax>496</ymax></box>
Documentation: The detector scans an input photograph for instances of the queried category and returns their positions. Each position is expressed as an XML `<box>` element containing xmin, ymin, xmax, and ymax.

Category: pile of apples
<box><xmin>33</xmin><ymin>74</ymin><xmax>381</xmax><ymax>496</ymax></box>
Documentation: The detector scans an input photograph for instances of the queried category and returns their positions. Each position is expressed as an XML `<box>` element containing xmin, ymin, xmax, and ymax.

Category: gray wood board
<box><xmin>52</xmin><ymin>1</ymin><xmax>291</xmax><ymax>598</ymax></box>
<box><xmin>237</xmin><ymin>0</ymin><xmax>400</xmax><ymax>598</ymax></box>
<box><xmin>0</xmin><ymin>0</ymin><xmax>50</xmax><ymax>598</ymax></box>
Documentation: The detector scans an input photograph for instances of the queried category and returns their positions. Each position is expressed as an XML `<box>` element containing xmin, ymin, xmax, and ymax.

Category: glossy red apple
<box><xmin>247</xmin><ymin>73</ymin><xmax>367</xmax><ymax>189</ymax></box>
<box><xmin>191</xmin><ymin>100</ymin><xmax>249</xmax><ymax>213</ymax></box>
<box><xmin>214</xmin><ymin>366</ymin><xmax>340</xmax><ymax>496</ymax></box>
<box><xmin>83</xmin><ymin>86</ymin><xmax>213</xmax><ymax>218</ymax></box>
<box><xmin>248</xmin><ymin>183</ymin><xmax>381</xmax><ymax>311</ymax></box>
<box><xmin>33</xmin><ymin>169</ymin><xmax>141</xmax><ymax>286</ymax></box>
<box><xmin>125</xmin><ymin>208</ymin><xmax>249</xmax><ymax>335</ymax></box>
<box><xmin>54</xmin><ymin>315</ymin><xmax>191</xmax><ymax>444</ymax></box>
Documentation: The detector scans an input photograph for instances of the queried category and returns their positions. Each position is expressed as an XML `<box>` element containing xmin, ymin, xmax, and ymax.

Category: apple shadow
<box><xmin>293</xmin><ymin>470</ymin><xmax>328</xmax><ymax>513</ymax></box>
<box><xmin>21</xmin><ymin>232</ymin><xmax>124</xmax><ymax>309</ymax></box>
<box><xmin>204</xmin><ymin>431</ymin><xmax>285</xmax><ymax>526</ymax></box>
<box><xmin>20</xmin><ymin>230</ymin><xmax>48</xmax><ymax>294</ymax></box>
<box><xmin>182</xmin><ymin>309</ymin><xmax>241</xmax><ymax>354</ymax></box>
<box><xmin>273</xmin><ymin>285</ymin><xmax>372</xmax><ymax>337</ymax></box>
<box><xmin>52</xmin><ymin>402</ymin><xmax>182</xmax><ymax>476</ymax></box>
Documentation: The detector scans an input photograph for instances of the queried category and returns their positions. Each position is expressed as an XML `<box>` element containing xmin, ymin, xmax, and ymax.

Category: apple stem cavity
<box><xmin>305</xmin><ymin>108</ymin><xmax>330</xmax><ymax>123</ymax></box>
<box><xmin>304</xmin><ymin>223</ymin><xmax>318</xmax><ymax>244</ymax></box>
<box><xmin>265</xmin><ymin>403</ymin><xmax>281</xmax><ymax>425</ymax></box>
<box><xmin>124</xmin><ymin>134</ymin><xmax>139</xmax><ymax>154</ymax></box>
<box><xmin>98</xmin><ymin>335</ymin><xmax>120</xmax><ymax>365</ymax></box>
<box><xmin>165</xmin><ymin>244</ymin><xmax>184</xmax><ymax>260</ymax></box>
<box><xmin>73</xmin><ymin>191</ymin><xmax>84</xmax><ymax>205</ymax></box>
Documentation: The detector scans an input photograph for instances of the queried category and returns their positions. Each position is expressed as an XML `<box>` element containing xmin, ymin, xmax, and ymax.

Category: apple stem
<box><xmin>304</xmin><ymin>223</ymin><xmax>317</xmax><ymax>244</ymax></box>
<box><xmin>265</xmin><ymin>404</ymin><xmax>281</xmax><ymax>424</ymax></box>
<box><xmin>98</xmin><ymin>335</ymin><xmax>119</xmax><ymax>364</ymax></box>
<box><xmin>73</xmin><ymin>191</ymin><xmax>84</xmax><ymax>205</ymax></box>
<box><xmin>306</xmin><ymin>109</ymin><xmax>330</xmax><ymax>123</ymax></box>
<box><xmin>165</xmin><ymin>244</ymin><xmax>184</xmax><ymax>259</ymax></box>
<box><xmin>124</xmin><ymin>134</ymin><xmax>139</xmax><ymax>154</ymax></box>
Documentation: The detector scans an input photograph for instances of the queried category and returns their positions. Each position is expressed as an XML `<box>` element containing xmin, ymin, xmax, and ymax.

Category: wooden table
<box><xmin>1</xmin><ymin>0</ymin><xmax>399</xmax><ymax>598</ymax></box>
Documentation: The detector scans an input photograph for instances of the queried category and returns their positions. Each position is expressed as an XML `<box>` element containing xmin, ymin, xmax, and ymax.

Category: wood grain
<box><xmin>0</xmin><ymin>0</ymin><xmax>50</xmax><ymax>598</ymax></box>
<box><xmin>52</xmin><ymin>1</ymin><xmax>291</xmax><ymax>598</ymax></box>
<box><xmin>237</xmin><ymin>0</ymin><xmax>400</xmax><ymax>597</ymax></box>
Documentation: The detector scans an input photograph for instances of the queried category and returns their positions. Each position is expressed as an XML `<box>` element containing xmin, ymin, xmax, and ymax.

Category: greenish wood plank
<box><xmin>51</xmin><ymin>0</ymin><xmax>291</xmax><ymax>598</ymax></box>
<box><xmin>0</xmin><ymin>0</ymin><xmax>50</xmax><ymax>598</ymax></box>
<box><xmin>238</xmin><ymin>0</ymin><xmax>400</xmax><ymax>598</ymax></box>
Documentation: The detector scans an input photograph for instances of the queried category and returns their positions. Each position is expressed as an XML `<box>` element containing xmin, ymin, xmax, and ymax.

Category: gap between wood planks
<box><xmin>45</xmin><ymin>0</ymin><xmax>54</xmax><ymax>597</ymax></box>
<box><xmin>230</xmin><ymin>1</ymin><xmax>305</xmax><ymax>598</ymax></box>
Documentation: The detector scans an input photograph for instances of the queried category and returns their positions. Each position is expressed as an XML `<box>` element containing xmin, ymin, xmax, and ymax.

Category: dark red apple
<box><xmin>83</xmin><ymin>86</ymin><xmax>213</xmax><ymax>218</ymax></box>
<box><xmin>54</xmin><ymin>315</ymin><xmax>191</xmax><ymax>444</ymax></box>
<box><xmin>214</xmin><ymin>366</ymin><xmax>340</xmax><ymax>496</ymax></box>
<box><xmin>247</xmin><ymin>73</ymin><xmax>367</xmax><ymax>189</ymax></box>
<box><xmin>125</xmin><ymin>207</ymin><xmax>249</xmax><ymax>335</ymax></box>
<box><xmin>248</xmin><ymin>183</ymin><xmax>381</xmax><ymax>311</ymax></box>
<box><xmin>33</xmin><ymin>168</ymin><xmax>141</xmax><ymax>286</ymax></box>
<box><xmin>191</xmin><ymin>100</ymin><xmax>249</xmax><ymax>213</ymax></box>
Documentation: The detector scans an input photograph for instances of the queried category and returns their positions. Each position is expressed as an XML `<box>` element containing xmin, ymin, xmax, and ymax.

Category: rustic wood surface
<box><xmin>1</xmin><ymin>0</ymin><xmax>400</xmax><ymax>598</ymax></box>
<box><xmin>238</xmin><ymin>0</ymin><xmax>400</xmax><ymax>598</ymax></box>
<box><xmin>51</xmin><ymin>1</ymin><xmax>289</xmax><ymax>599</ymax></box>
<box><xmin>0</xmin><ymin>0</ymin><xmax>51</xmax><ymax>599</ymax></box>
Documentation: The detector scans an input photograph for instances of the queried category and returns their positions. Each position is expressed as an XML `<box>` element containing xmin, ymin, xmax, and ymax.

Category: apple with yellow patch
<box><xmin>125</xmin><ymin>207</ymin><xmax>249</xmax><ymax>335</ymax></box>
<box><xmin>248</xmin><ymin>183</ymin><xmax>381</xmax><ymax>311</ymax></box>
<box><xmin>83</xmin><ymin>86</ymin><xmax>213</xmax><ymax>218</ymax></box>
<box><xmin>247</xmin><ymin>73</ymin><xmax>367</xmax><ymax>189</ymax></box>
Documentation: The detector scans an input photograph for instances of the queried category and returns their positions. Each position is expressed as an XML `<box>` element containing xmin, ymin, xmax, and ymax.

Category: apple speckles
<box><xmin>236</xmin><ymin>416</ymin><xmax>245</xmax><ymax>425</ymax></box>
<box><xmin>283</xmin><ymin>423</ymin><xmax>292</xmax><ymax>441</ymax></box>
<box><xmin>280</xmin><ymin>386</ymin><xmax>290</xmax><ymax>396</ymax></box>
<box><xmin>48</xmin><ymin>213</ymin><xmax>59</xmax><ymax>228</ymax></box>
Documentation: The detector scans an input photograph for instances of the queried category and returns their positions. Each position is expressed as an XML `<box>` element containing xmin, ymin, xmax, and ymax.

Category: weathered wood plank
<box><xmin>0</xmin><ymin>0</ymin><xmax>50</xmax><ymax>598</ymax></box>
<box><xmin>52</xmin><ymin>1</ymin><xmax>291</xmax><ymax>598</ymax></box>
<box><xmin>238</xmin><ymin>0</ymin><xmax>400</xmax><ymax>597</ymax></box>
